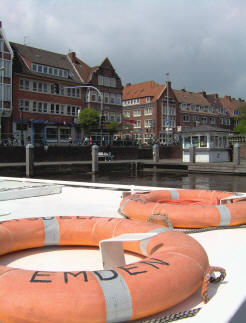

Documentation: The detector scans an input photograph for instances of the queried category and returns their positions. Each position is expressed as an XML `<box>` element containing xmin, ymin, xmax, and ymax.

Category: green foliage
<box><xmin>105</xmin><ymin>121</ymin><xmax>120</xmax><ymax>134</ymax></box>
<box><xmin>233</xmin><ymin>104</ymin><xmax>246</xmax><ymax>134</ymax></box>
<box><xmin>77</xmin><ymin>108</ymin><xmax>99</xmax><ymax>133</ymax></box>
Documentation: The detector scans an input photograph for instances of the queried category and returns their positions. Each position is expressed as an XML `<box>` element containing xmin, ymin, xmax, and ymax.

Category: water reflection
<box><xmin>36</xmin><ymin>170</ymin><xmax>246</xmax><ymax>193</ymax></box>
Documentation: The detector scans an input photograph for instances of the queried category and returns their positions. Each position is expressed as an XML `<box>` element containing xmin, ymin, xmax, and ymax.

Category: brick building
<box><xmin>68</xmin><ymin>52</ymin><xmax>123</xmax><ymax>143</ymax></box>
<box><xmin>122</xmin><ymin>81</ymin><xmax>178</xmax><ymax>145</ymax></box>
<box><xmin>0</xmin><ymin>22</ymin><xmax>13</xmax><ymax>143</ymax></box>
<box><xmin>123</xmin><ymin>81</ymin><xmax>245</xmax><ymax>145</ymax></box>
<box><xmin>10</xmin><ymin>42</ymin><xmax>83</xmax><ymax>146</ymax></box>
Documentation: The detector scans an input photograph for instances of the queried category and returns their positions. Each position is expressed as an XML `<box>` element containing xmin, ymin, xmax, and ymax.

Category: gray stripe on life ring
<box><xmin>169</xmin><ymin>189</ymin><xmax>179</xmax><ymax>200</ymax></box>
<box><xmin>216</xmin><ymin>205</ymin><xmax>231</xmax><ymax>226</ymax></box>
<box><xmin>42</xmin><ymin>217</ymin><xmax>60</xmax><ymax>245</ymax></box>
<box><xmin>93</xmin><ymin>270</ymin><xmax>132</xmax><ymax>323</ymax></box>
<box><xmin>140</xmin><ymin>227</ymin><xmax>171</xmax><ymax>256</ymax></box>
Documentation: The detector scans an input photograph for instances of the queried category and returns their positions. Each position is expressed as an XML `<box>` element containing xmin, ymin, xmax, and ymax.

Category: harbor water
<box><xmin>35</xmin><ymin>170</ymin><xmax>246</xmax><ymax>193</ymax></box>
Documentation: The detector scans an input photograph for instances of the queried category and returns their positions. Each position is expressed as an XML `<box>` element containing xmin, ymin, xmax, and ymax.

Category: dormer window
<box><xmin>31</xmin><ymin>63</ymin><xmax>69</xmax><ymax>79</ymax></box>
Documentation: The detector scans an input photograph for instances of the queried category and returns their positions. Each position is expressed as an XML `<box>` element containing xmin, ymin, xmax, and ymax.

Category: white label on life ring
<box><xmin>93</xmin><ymin>270</ymin><xmax>132</xmax><ymax>323</ymax></box>
<box><xmin>216</xmin><ymin>205</ymin><xmax>231</xmax><ymax>226</ymax></box>
<box><xmin>42</xmin><ymin>217</ymin><xmax>60</xmax><ymax>245</ymax></box>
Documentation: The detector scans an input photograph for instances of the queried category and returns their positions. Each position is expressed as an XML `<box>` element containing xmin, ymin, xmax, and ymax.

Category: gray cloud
<box><xmin>1</xmin><ymin>0</ymin><xmax>246</xmax><ymax>99</ymax></box>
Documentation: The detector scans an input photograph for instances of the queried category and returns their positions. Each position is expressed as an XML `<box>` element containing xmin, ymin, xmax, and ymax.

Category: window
<box><xmin>184</xmin><ymin>136</ymin><xmax>191</xmax><ymax>148</ymax></box>
<box><xmin>201</xmin><ymin>117</ymin><xmax>207</xmax><ymax>124</ymax></box>
<box><xmin>60</xmin><ymin>128</ymin><xmax>71</xmax><ymax>141</ymax></box>
<box><xmin>144</xmin><ymin>119</ymin><xmax>153</xmax><ymax>128</ymax></box>
<box><xmin>43</xmin><ymin>103</ymin><xmax>48</xmax><ymax>113</ymax></box>
<box><xmin>133</xmin><ymin>109</ymin><xmax>141</xmax><ymax>117</ymax></box>
<box><xmin>67</xmin><ymin>105</ymin><xmax>71</xmax><ymax>115</ymax></box>
<box><xmin>43</xmin><ymin>83</ymin><xmax>48</xmax><ymax>93</ymax></box>
<box><xmin>38</xmin><ymin>82</ymin><xmax>43</xmax><ymax>92</ymax></box>
<box><xmin>56</xmin><ymin>104</ymin><xmax>60</xmax><ymax>114</ymax></box>
<box><xmin>110</xmin><ymin>94</ymin><xmax>115</xmax><ymax>104</ymax></box>
<box><xmin>144</xmin><ymin>107</ymin><xmax>152</xmax><ymax>115</ymax></box>
<box><xmin>110</xmin><ymin>112</ymin><xmax>115</xmax><ymax>121</ymax></box>
<box><xmin>181</xmin><ymin>103</ymin><xmax>188</xmax><ymax>111</ymax></box>
<box><xmin>104</xmin><ymin>93</ymin><xmax>109</xmax><ymax>103</ymax></box>
<box><xmin>50</xmin><ymin>104</ymin><xmax>55</xmax><ymax>114</ymax></box>
<box><xmin>146</xmin><ymin>97</ymin><xmax>150</xmax><ymax>103</ymax></box>
<box><xmin>134</xmin><ymin>120</ymin><xmax>141</xmax><ymax>128</ymax></box>
<box><xmin>32</xmin><ymin>63</ymin><xmax>37</xmax><ymax>72</ymax></box>
<box><xmin>183</xmin><ymin>115</ymin><xmax>190</xmax><ymax>122</ymax></box>
<box><xmin>209</xmin><ymin>117</ymin><xmax>216</xmax><ymax>124</ymax></box>
<box><xmin>199</xmin><ymin>106</ymin><xmax>206</xmax><ymax>112</ymax></box>
<box><xmin>124</xmin><ymin>111</ymin><xmax>130</xmax><ymax>118</ymax></box>
<box><xmin>188</xmin><ymin>135</ymin><xmax>198</xmax><ymax>147</ymax></box>
<box><xmin>24</xmin><ymin>100</ymin><xmax>30</xmax><ymax>112</ymax></box>
<box><xmin>19</xmin><ymin>79</ymin><xmax>24</xmax><ymax>90</ymax></box>
<box><xmin>33</xmin><ymin>82</ymin><xmax>37</xmax><ymax>92</ymax></box>
<box><xmin>46</xmin><ymin>127</ymin><xmax>58</xmax><ymax>141</ymax></box>
<box><xmin>200</xmin><ymin>136</ymin><xmax>207</xmax><ymax>147</ymax></box>
<box><xmin>38</xmin><ymin>102</ymin><xmax>42</xmax><ymax>113</ymax></box>
<box><xmin>32</xmin><ymin>101</ymin><xmax>37</xmax><ymax>112</ymax></box>
<box><xmin>191</xmin><ymin>104</ymin><xmax>196</xmax><ymax>111</ymax></box>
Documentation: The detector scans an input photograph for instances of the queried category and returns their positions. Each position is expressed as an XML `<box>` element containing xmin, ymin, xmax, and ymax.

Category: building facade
<box><xmin>123</xmin><ymin>80</ymin><xmax>245</xmax><ymax>145</ymax></box>
<box><xmin>68</xmin><ymin>52</ymin><xmax>123</xmax><ymax>144</ymax></box>
<box><xmin>0</xmin><ymin>22</ymin><xmax>13</xmax><ymax>143</ymax></box>
<box><xmin>122</xmin><ymin>81</ymin><xmax>178</xmax><ymax>145</ymax></box>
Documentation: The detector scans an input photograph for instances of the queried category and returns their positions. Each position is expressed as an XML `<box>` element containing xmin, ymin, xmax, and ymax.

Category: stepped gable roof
<box><xmin>10</xmin><ymin>42</ymin><xmax>81</xmax><ymax>82</ymax></box>
<box><xmin>123</xmin><ymin>81</ymin><xmax>165</xmax><ymax>101</ymax></box>
<box><xmin>173</xmin><ymin>89</ymin><xmax>211</xmax><ymax>106</ymax></box>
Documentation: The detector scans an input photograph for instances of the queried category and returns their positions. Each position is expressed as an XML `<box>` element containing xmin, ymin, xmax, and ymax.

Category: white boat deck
<box><xmin>0</xmin><ymin>176</ymin><xmax>245</xmax><ymax>323</ymax></box>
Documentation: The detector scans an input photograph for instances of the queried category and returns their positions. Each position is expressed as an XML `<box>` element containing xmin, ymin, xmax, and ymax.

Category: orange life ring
<box><xmin>120</xmin><ymin>189</ymin><xmax>246</xmax><ymax>228</ymax></box>
<box><xmin>0</xmin><ymin>216</ymin><xmax>224</xmax><ymax>322</ymax></box>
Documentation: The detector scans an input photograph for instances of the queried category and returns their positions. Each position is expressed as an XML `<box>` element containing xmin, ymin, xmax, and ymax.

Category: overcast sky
<box><xmin>1</xmin><ymin>0</ymin><xmax>246</xmax><ymax>99</ymax></box>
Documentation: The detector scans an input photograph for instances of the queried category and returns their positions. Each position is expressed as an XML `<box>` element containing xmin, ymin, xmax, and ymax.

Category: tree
<box><xmin>105</xmin><ymin>121</ymin><xmax>120</xmax><ymax>142</ymax></box>
<box><xmin>234</xmin><ymin>104</ymin><xmax>246</xmax><ymax>134</ymax></box>
<box><xmin>77</xmin><ymin>108</ymin><xmax>99</xmax><ymax>133</ymax></box>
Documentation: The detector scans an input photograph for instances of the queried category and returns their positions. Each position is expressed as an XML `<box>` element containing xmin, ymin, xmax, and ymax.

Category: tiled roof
<box><xmin>67</xmin><ymin>52</ymin><xmax>91</xmax><ymax>82</ymax></box>
<box><xmin>173</xmin><ymin>89</ymin><xmax>211</xmax><ymax>106</ymax></box>
<box><xmin>10</xmin><ymin>42</ymin><xmax>81</xmax><ymax>82</ymax></box>
<box><xmin>122</xmin><ymin>81</ymin><xmax>165</xmax><ymax>101</ymax></box>
<box><xmin>219</xmin><ymin>96</ymin><xmax>245</xmax><ymax>116</ymax></box>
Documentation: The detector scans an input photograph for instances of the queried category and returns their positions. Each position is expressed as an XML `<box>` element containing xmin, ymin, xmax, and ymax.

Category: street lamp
<box><xmin>64</xmin><ymin>84</ymin><xmax>104</xmax><ymax>146</ymax></box>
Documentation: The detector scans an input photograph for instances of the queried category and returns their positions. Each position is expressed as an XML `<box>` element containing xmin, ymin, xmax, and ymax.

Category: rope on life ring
<box><xmin>0</xmin><ymin>216</ymin><xmax>225</xmax><ymax>323</ymax></box>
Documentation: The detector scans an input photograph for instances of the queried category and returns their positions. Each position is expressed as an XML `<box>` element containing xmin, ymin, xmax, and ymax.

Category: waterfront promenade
<box><xmin>1</xmin><ymin>158</ymin><xmax>246</xmax><ymax>177</ymax></box>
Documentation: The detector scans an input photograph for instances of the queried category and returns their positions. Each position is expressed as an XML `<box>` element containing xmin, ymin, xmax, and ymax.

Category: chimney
<box><xmin>201</xmin><ymin>91</ymin><xmax>207</xmax><ymax>97</ymax></box>
<box><xmin>69</xmin><ymin>51</ymin><xmax>76</xmax><ymax>63</ymax></box>
<box><xmin>126</xmin><ymin>83</ymin><xmax>131</xmax><ymax>87</ymax></box>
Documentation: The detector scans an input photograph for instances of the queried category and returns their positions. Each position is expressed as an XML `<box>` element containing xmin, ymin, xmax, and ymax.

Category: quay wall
<box><xmin>0</xmin><ymin>145</ymin><xmax>182</xmax><ymax>163</ymax></box>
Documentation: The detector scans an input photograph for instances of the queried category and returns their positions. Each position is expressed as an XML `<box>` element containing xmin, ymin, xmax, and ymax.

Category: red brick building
<box><xmin>123</xmin><ymin>81</ymin><xmax>245</xmax><ymax>145</ymax></box>
<box><xmin>122</xmin><ymin>80</ymin><xmax>178</xmax><ymax>145</ymax></box>
<box><xmin>10</xmin><ymin>42</ymin><xmax>83</xmax><ymax>146</ymax></box>
<box><xmin>68</xmin><ymin>52</ymin><xmax>123</xmax><ymax>144</ymax></box>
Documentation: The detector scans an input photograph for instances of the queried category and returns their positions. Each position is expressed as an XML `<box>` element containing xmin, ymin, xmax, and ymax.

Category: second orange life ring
<box><xmin>0</xmin><ymin>216</ymin><xmax>225</xmax><ymax>322</ymax></box>
<box><xmin>120</xmin><ymin>189</ymin><xmax>246</xmax><ymax>228</ymax></box>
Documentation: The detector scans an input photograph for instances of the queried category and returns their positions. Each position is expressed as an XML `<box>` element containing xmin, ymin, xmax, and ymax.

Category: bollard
<box><xmin>189</xmin><ymin>145</ymin><xmax>195</xmax><ymax>163</ymax></box>
<box><xmin>91</xmin><ymin>144</ymin><xmax>99</xmax><ymax>173</ymax></box>
<box><xmin>153</xmin><ymin>144</ymin><xmax>159</xmax><ymax>163</ymax></box>
<box><xmin>233</xmin><ymin>143</ymin><xmax>240</xmax><ymax>165</ymax></box>
<box><xmin>26</xmin><ymin>144</ymin><xmax>34</xmax><ymax>178</ymax></box>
